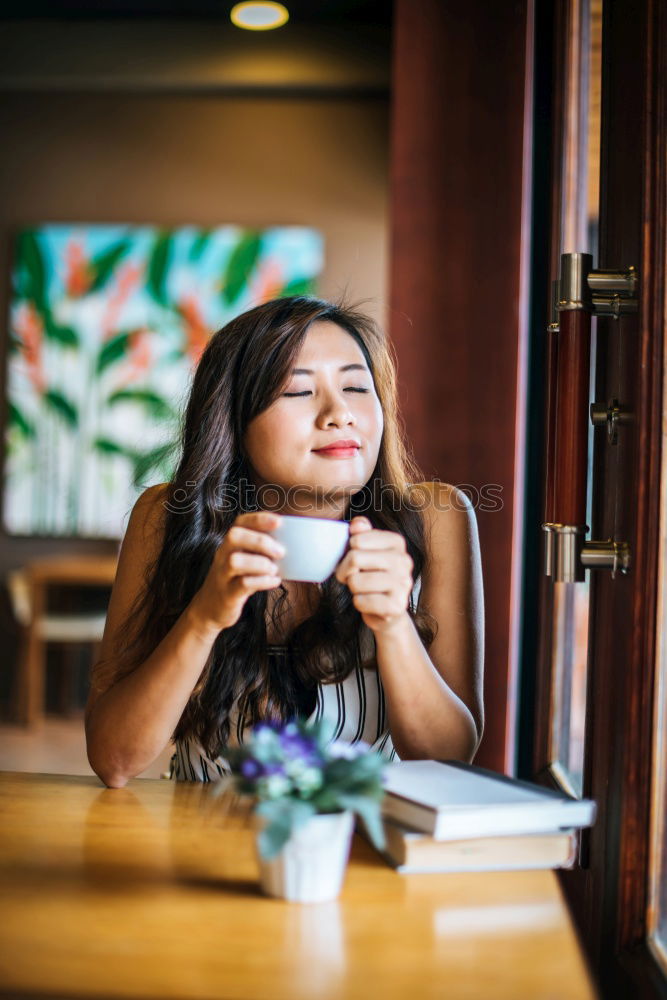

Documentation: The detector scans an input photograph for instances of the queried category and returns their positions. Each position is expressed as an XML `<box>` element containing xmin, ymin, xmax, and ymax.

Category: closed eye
<box><xmin>282</xmin><ymin>388</ymin><xmax>370</xmax><ymax>397</ymax></box>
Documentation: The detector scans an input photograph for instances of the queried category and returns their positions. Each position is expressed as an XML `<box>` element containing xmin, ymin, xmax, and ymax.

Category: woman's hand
<box><xmin>189</xmin><ymin>511</ymin><xmax>285</xmax><ymax>635</ymax></box>
<box><xmin>335</xmin><ymin>516</ymin><xmax>414</xmax><ymax>635</ymax></box>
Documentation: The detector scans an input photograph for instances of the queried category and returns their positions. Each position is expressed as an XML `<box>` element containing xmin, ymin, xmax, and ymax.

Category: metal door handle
<box><xmin>542</xmin><ymin>252</ymin><xmax>636</xmax><ymax>582</ymax></box>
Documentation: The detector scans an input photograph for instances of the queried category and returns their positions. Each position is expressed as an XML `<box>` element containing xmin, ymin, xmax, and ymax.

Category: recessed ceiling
<box><xmin>0</xmin><ymin>0</ymin><xmax>391</xmax><ymax>24</ymax></box>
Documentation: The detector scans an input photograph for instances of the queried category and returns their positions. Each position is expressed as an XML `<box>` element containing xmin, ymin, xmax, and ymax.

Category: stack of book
<box><xmin>358</xmin><ymin>760</ymin><xmax>597</xmax><ymax>874</ymax></box>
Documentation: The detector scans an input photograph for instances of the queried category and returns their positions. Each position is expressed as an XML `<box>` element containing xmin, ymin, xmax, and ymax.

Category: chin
<box><xmin>297</xmin><ymin>478</ymin><xmax>359</xmax><ymax>498</ymax></box>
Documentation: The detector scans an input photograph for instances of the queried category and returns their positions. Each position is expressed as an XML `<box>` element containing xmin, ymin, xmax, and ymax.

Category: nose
<box><xmin>316</xmin><ymin>388</ymin><xmax>356</xmax><ymax>429</ymax></box>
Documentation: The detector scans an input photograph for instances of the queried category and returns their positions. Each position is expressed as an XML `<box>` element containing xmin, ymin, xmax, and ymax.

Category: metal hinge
<box><xmin>543</xmin><ymin>523</ymin><xmax>631</xmax><ymax>582</ymax></box>
<box><xmin>547</xmin><ymin>261</ymin><xmax>638</xmax><ymax>332</ymax></box>
<box><xmin>589</xmin><ymin>398</ymin><xmax>634</xmax><ymax>445</ymax></box>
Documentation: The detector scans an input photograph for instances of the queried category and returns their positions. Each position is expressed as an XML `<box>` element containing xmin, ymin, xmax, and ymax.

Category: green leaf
<box><xmin>95</xmin><ymin>331</ymin><xmax>133</xmax><ymax>375</ymax></box>
<box><xmin>93</xmin><ymin>437</ymin><xmax>137</xmax><ymax>460</ymax></box>
<box><xmin>255</xmin><ymin>799</ymin><xmax>316</xmax><ymax>860</ymax></box>
<box><xmin>329</xmin><ymin>753</ymin><xmax>385</xmax><ymax>783</ymax></box>
<box><xmin>308</xmin><ymin>788</ymin><xmax>341</xmax><ymax>812</ymax></box>
<box><xmin>43</xmin><ymin>315</ymin><xmax>79</xmax><ymax>348</ymax></box>
<box><xmin>8</xmin><ymin>402</ymin><xmax>35</xmax><ymax>439</ymax></box>
<box><xmin>12</xmin><ymin>268</ymin><xmax>27</xmax><ymax>303</ymax></box>
<box><xmin>189</xmin><ymin>230</ymin><xmax>211</xmax><ymax>261</ymax></box>
<box><xmin>88</xmin><ymin>239</ymin><xmax>132</xmax><ymax>293</ymax></box>
<box><xmin>336</xmin><ymin>793</ymin><xmax>386</xmax><ymax>851</ymax></box>
<box><xmin>43</xmin><ymin>389</ymin><xmax>78</xmax><ymax>427</ymax></box>
<box><xmin>222</xmin><ymin>230</ymin><xmax>262</xmax><ymax>307</ymax></box>
<box><xmin>131</xmin><ymin>442</ymin><xmax>176</xmax><ymax>486</ymax></box>
<box><xmin>280</xmin><ymin>276</ymin><xmax>317</xmax><ymax>297</ymax></box>
<box><xmin>147</xmin><ymin>232</ymin><xmax>172</xmax><ymax>305</ymax></box>
<box><xmin>8</xmin><ymin>333</ymin><xmax>23</xmax><ymax>355</ymax></box>
<box><xmin>106</xmin><ymin>389</ymin><xmax>176</xmax><ymax>421</ymax></box>
<box><xmin>15</xmin><ymin>230</ymin><xmax>47</xmax><ymax>311</ymax></box>
<box><xmin>309</xmin><ymin>715</ymin><xmax>338</xmax><ymax>747</ymax></box>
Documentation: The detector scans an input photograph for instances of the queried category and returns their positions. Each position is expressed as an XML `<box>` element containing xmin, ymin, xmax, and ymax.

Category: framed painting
<box><xmin>4</xmin><ymin>224</ymin><xmax>323</xmax><ymax>538</ymax></box>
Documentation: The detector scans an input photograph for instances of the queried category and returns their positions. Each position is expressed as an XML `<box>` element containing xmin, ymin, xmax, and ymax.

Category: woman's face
<box><xmin>243</xmin><ymin>320</ymin><xmax>384</xmax><ymax>517</ymax></box>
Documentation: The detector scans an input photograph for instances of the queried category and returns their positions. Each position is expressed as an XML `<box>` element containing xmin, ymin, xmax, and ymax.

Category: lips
<box><xmin>313</xmin><ymin>440</ymin><xmax>361</xmax><ymax>457</ymax></box>
<box><xmin>313</xmin><ymin>440</ymin><xmax>360</xmax><ymax>453</ymax></box>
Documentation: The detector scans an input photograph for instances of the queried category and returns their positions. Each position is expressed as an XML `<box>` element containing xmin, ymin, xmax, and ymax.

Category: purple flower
<box><xmin>241</xmin><ymin>759</ymin><xmax>263</xmax><ymax>779</ymax></box>
<box><xmin>263</xmin><ymin>763</ymin><xmax>286</xmax><ymax>776</ymax></box>
<box><xmin>279</xmin><ymin>731</ymin><xmax>316</xmax><ymax>757</ymax></box>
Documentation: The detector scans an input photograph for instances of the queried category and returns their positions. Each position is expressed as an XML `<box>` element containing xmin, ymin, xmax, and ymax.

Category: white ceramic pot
<box><xmin>253</xmin><ymin>809</ymin><xmax>355</xmax><ymax>903</ymax></box>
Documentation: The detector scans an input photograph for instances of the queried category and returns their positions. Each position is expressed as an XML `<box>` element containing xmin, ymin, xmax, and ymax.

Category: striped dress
<box><xmin>170</xmin><ymin>574</ymin><xmax>422</xmax><ymax>782</ymax></box>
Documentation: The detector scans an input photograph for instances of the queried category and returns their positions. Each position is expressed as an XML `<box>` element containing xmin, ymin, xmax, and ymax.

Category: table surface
<box><xmin>0</xmin><ymin>771</ymin><xmax>598</xmax><ymax>1000</ymax></box>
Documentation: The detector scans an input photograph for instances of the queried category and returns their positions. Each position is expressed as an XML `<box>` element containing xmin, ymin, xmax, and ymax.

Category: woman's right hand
<box><xmin>188</xmin><ymin>511</ymin><xmax>285</xmax><ymax>634</ymax></box>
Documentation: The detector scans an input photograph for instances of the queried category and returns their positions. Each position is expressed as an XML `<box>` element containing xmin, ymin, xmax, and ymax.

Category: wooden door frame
<box><xmin>530</xmin><ymin>0</ymin><xmax>667</xmax><ymax>996</ymax></box>
<box><xmin>532</xmin><ymin>0</ymin><xmax>593</xmax><ymax>795</ymax></box>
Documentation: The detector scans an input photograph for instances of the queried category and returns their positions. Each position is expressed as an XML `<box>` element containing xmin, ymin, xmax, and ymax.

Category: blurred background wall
<box><xmin>0</xmin><ymin>91</ymin><xmax>390</xmax><ymax>562</ymax></box>
<box><xmin>0</xmin><ymin>4</ymin><xmax>391</xmax><ymax>712</ymax></box>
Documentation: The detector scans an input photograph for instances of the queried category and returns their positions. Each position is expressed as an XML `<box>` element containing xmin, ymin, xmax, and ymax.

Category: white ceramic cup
<box><xmin>268</xmin><ymin>514</ymin><xmax>350</xmax><ymax>583</ymax></box>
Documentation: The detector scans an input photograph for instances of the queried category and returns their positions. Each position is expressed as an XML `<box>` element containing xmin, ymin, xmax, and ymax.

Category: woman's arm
<box><xmin>85</xmin><ymin>485</ymin><xmax>222</xmax><ymax>788</ymax></box>
<box><xmin>351</xmin><ymin>481</ymin><xmax>484</xmax><ymax>762</ymax></box>
<box><xmin>86</xmin><ymin>494</ymin><xmax>285</xmax><ymax>788</ymax></box>
<box><xmin>381</xmin><ymin>481</ymin><xmax>484</xmax><ymax>760</ymax></box>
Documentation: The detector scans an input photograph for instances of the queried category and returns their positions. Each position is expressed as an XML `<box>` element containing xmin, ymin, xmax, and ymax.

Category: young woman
<box><xmin>85</xmin><ymin>296</ymin><xmax>484</xmax><ymax>787</ymax></box>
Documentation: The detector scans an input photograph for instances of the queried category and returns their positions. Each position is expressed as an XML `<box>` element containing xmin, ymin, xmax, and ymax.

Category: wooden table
<box><xmin>0</xmin><ymin>772</ymin><xmax>598</xmax><ymax>1000</ymax></box>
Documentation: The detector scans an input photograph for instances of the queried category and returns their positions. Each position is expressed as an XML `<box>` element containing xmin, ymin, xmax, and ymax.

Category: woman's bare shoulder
<box><xmin>117</xmin><ymin>483</ymin><xmax>172</xmax><ymax>555</ymax></box>
<box><xmin>131</xmin><ymin>482</ymin><xmax>170</xmax><ymax>527</ymax></box>
<box><xmin>408</xmin><ymin>481</ymin><xmax>475</xmax><ymax>544</ymax></box>
<box><xmin>409</xmin><ymin>480</ymin><xmax>484</xmax><ymax>744</ymax></box>
<box><xmin>409</xmin><ymin>479</ymin><xmax>471</xmax><ymax>510</ymax></box>
<box><xmin>86</xmin><ymin>484</ymin><xmax>171</xmax><ymax>710</ymax></box>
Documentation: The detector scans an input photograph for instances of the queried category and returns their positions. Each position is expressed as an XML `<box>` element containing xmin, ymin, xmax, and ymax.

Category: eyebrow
<box><xmin>290</xmin><ymin>363</ymin><xmax>369</xmax><ymax>375</ymax></box>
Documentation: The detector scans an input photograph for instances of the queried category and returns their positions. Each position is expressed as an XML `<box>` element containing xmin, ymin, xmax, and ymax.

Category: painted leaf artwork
<box><xmin>5</xmin><ymin>224</ymin><xmax>323</xmax><ymax>538</ymax></box>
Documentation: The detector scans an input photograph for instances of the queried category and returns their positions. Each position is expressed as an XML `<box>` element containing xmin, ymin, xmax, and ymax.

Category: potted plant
<box><xmin>224</xmin><ymin>715</ymin><xmax>387</xmax><ymax>902</ymax></box>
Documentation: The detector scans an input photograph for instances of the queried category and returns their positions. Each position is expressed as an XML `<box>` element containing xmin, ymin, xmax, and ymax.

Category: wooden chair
<box><xmin>7</xmin><ymin>556</ymin><xmax>118</xmax><ymax>726</ymax></box>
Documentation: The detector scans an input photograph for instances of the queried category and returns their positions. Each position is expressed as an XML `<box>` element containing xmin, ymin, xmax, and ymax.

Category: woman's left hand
<box><xmin>335</xmin><ymin>516</ymin><xmax>414</xmax><ymax>635</ymax></box>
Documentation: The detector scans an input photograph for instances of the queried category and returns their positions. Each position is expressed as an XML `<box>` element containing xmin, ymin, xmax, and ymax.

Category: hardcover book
<box><xmin>380</xmin><ymin>760</ymin><xmax>596</xmax><ymax>840</ymax></box>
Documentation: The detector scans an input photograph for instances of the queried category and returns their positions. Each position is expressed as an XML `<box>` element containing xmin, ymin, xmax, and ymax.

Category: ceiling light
<box><xmin>230</xmin><ymin>2</ymin><xmax>289</xmax><ymax>30</ymax></box>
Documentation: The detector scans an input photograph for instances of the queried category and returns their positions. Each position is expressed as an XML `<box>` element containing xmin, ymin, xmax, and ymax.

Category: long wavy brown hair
<box><xmin>94</xmin><ymin>295</ymin><xmax>437</xmax><ymax>759</ymax></box>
